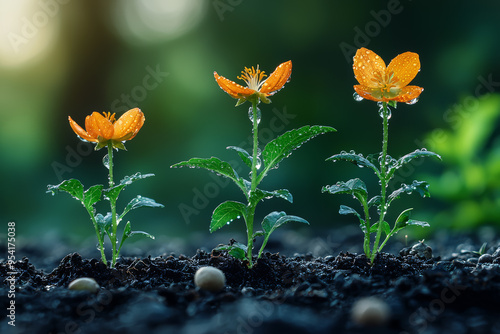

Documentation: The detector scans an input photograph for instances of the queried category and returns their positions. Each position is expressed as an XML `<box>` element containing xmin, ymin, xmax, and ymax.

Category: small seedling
<box><xmin>173</xmin><ymin>61</ymin><xmax>335</xmax><ymax>268</ymax></box>
<box><xmin>48</xmin><ymin>108</ymin><xmax>163</xmax><ymax>268</ymax></box>
<box><xmin>323</xmin><ymin>48</ymin><xmax>441</xmax><ymax>264</ymax></box>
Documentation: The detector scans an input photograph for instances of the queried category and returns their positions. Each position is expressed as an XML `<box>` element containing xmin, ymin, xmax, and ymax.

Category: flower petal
<box><xmin>353</xmin><ymin>48</ymin><xmax>386</xmax><ymax>88</ymax></box>
<box><xmin>113</xmin><ymin>108</ymin><xmax>145</xmax><ymax>141</ymax></box>
<box><xmin>68</xmin><ymin>116</ymin><xmax>97</xmax><ymax>142</ymax></box>
<box><xmin>260</xmin><ymin>60</ymin><xmax>292</xmax><ymax>95</ymax></box>
<box><xmin>353</xmin><ymin>85</ymin><xmax>383</xmax><ymax>102</ymax></box>
<box><xmin>214</xmin><ymin>71</ymin><xmax>255</xmax><ymax>99</ymax></box>
<box><xmin>393</xmin><ymin>85</ymin><xmax>424</xmax><ymax>102</ymax></box>
<box><xmin>87</xmin><ymin>112</ymin><xmax>114</xmax><ymax>140</ymax></box>
<box><xmin>387</xmin><ymin>52</ymin><xmax>420</xmax><ymax>88</ymax></box>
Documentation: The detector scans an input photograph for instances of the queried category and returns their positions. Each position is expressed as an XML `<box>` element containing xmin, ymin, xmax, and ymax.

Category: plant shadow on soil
<box><xmin>2</xmin><ymin>227</ymin><xmax>500</xmax><ymax>334</ymax></box>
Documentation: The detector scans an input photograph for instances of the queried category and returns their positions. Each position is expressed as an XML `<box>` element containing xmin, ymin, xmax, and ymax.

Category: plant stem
<box><xmin>246</xmin><ymin>100</ymin><xmax>260</xmax><ymax>268</ymax></box>
<box><xmin>107</xmin><ymin>143</ymin><xmax>118</xmax><ymax>268</ymax></box>
<box><xmin>371</xmin><ymin>102</ymin><xmax>389</xmax><ymax>263</ymax></box>
<box><xmin>88</xmin><ymin>209</ymin><xmax>107</xmax><ymax>265</ymax></box>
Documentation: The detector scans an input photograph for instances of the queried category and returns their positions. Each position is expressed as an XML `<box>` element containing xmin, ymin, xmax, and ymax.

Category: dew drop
<box><xmin>406</xmin><ymin>97</ymin><xmax>419</xmax><ymax>105</ymax></box>
<box><xmin>353</xmin><ymin>92</ymin><xmax>364</xmax><ymax>102</ymax></box>
<box><xmin>248</xmin><ymin>107</ymin><xmax>262</xmax><ymax>125</ymax></box>
<box><xmin>102</xmin><ymin>154</ymin><xmax>110</xmax><ymax>170</ymax></box>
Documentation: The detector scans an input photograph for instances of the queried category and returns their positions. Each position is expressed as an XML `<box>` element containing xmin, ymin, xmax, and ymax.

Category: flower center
<box><xmin>102</xmin><ymin>112</ymin><xmax>117</xmax><ymax>123</ymax></box>
<box><xmin>237</xmin><ymin>65</ymin><xmax>267</xmax><ymax>91</ymax></box>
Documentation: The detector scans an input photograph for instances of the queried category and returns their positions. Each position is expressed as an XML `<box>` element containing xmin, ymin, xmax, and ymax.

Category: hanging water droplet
<box><xmin>103</xmin><ymin>154</ymin><xmax>110</xmax><ymax>170</ymax></box>
<box><xmin>248</xmin><ymin>107</ymin><xmax>262</xmax><ymax>125</ymax></box>
<box><xmin>255</xmin><ymin>157</ymin><xmax>262</xmax><ymax>170</ymax></box>
<box><xmin>353</xmin><ymin>92</ymin><xmax>364</xmax><ymax>102</ymax></box>
<box><xmin>406</xmin><ymin>97</ymin><xmax>419</xmax><ymax>105</ymax></box>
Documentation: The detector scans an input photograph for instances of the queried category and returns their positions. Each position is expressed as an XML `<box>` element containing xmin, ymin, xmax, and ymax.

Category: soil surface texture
<box><xmin>2</xmin><ymin>228</ymin><xmax>500</xmax><ymax>334</ymax></box>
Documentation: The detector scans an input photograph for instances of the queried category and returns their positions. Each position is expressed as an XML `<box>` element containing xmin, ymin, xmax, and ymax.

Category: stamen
<box><xmin>237</xmin><ymin>65</ymin><xmax>267</xmax><ymax>91</ymax></box>
<box><xmin>102</xmin><ymin>112</ymin><xmax>116</xmax><ymax>123</ymax></box>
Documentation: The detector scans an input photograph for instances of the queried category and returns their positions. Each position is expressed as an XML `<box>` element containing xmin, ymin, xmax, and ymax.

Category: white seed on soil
<box><xmin>194</xmin><ymin>266</ymin><xmax>226</xmax><ymax>292</ymax></box>
<box><xmin>351</xmin><ymin>297</ymin><xmax>390</xmax><ymax>326</ymax></box>
<box><xmin>68</xmin><ymin>277</ymin><xmax>100</xmax><ymax>293</ymax></box>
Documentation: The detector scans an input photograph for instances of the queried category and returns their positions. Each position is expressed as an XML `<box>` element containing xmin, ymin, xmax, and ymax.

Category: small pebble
<box><xmin>194</xmin><ymin>266</ymin><xmax>225</xmax><ymax>292</ymax></box>
<box><xmin>351</xmin><ymin>297</ymin><xmax>391</xmax><ymax>326</ymax></box>
<box><xmin>410</xmin><ymin>241</ymin><xmax>433</xmax><ymax>260</ymax></box>
<box><xmin>478</xmin><ymin>254</ymin><xmax>493</xmax><ymax>264</ymax></box>
<box><xmin>68</xmin><ymin>277</ymin><xmax>100</xmax><ymax>293</ymax></box>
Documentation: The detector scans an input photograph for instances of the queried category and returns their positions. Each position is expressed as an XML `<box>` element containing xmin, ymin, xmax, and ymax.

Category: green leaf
<box><xmin>210</xmin><ymin>201</ymin><xmax>247</xmax><ymax>233</ymax></box>
<box><xmin>394</xmin><ymin>208</ymin><xmax>430</xmax><ymax>233</ymax></box>
<box><xmin>261</xmin><ymin>211</ymin><xmax>309</xmax><ymax>235</ymax></box>
<box><xmin>171</xmin><ymin>157</ymin><xmax>245</xmax><ymax>193</ymax></box>
<box><xmin>369</xmin><ymin>221</ymin><xmax>391</xmax><ymax>235</ymax></box>
<box><xmin>214</xmin><ymin>243</ymin><xmax>247</xmax><ymax>260</ymax></box>
<box><xmin>326</xmin><ymin>151</ymin><xmax>379</xmax><ymax>175</ymax></box>
<box><xmin>253</xmin><ymin>231</ymin><xmax>265</xmax><ymax>238</ymax></box>
<box><xmin>120</xmin><ymin>195</ymin><xmax>164</xmax><ymax>219</ymax></box>
<box><xmin>95</xmin><ymin>212</ymin><xmax>112</xmax><ymax>234</ymax></box>
<box><xmin>104</xmin><ymin>172</ymin><xmax>155</xmax><ymax>202</ymax></box>
<box><xmin>367</xmin><ymin>195</ymin><xmax>382</xmax><ymax>209</ymax></box>
<box><xmin>260</xmin><ymin>125</ymin><xmax>336</xmax><ymax>180</ymax></box>
<box><xmin>388</xmin><ymin>180</ymin><xmax>430</xmax><ymax>204</ymax></box>
<box><xmin>251</xmin><ymin>188</ymin><xmax>293</xmax><ymax>203</ymax></box>
<box><xmin>339</xmin><ymin>205</ymin><xmax>366</xmax><ymax>233</ymax></box>
<box><xmin>389</xmin><ymin>149</ymin><xmax>442</xmax><ymax>177</ymax></box>
<box><xmin>47</xmin><ymin>179</ymin><xmax>84</xmax><ymax>202</ymax></box>
<box><xmin>83</xmin><ymin>185</ymin><xmax>103</xmax><ymax>209</ymax></box>
<box><xmin>227</xmin><ymin>146</ymin><xmax>252</xmax><ymax>168</ymax></box>
<box><xmin>322</xmin><ymin>178</ymin><xmax>368</xmax><ymax>200</ymax></box>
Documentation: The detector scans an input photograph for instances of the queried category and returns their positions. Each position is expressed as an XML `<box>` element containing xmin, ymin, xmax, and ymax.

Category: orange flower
<box><xmin>214</xmin><ymin>60</ymin><xmax>292</xmax><ymax>105</ymax></box>
<box><xmin>353</xmin><ymin>48</ymin><xmax>423</xmax><ymax>103</ymax></box>
<box><xmin>68</xmin><ymin>108</ymin><xmax>145</xmax><ymax>150</ymax></box>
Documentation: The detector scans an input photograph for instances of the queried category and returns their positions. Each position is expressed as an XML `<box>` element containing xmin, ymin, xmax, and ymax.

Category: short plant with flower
<box><xmin>323</xmin><ymin>48</ymin><xmax>441</xmax><ymax>264</ymax></box>
<box><xmin>48</xmin><ymin>108</ymin><xmax>163</xmax><ymax>268</ymax></box>
<box><xmin>173</xmin><ymin>60</ymin><xmax>336</xmax><ymax>268</ymax></box>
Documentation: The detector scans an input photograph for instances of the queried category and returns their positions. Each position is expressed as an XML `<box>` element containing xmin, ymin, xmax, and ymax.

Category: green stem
<box><xmin>107</xmin><ymin>143</ymin><xmax>118</xmax><ymax>268</ymax></box>
<box><xmin>246</xmin><ymin>100</ymin><xmax>260</xmax><ymax>268</ymax></box>
<box><xmin>371</xmin><ymin>102</ymin><xmax>389</xmax><ymax>263</ymax></box>
<box><xmin>88</xmin><ymin>209</ymin><xmax>107</xmax><ymax>265</ymax></box>
<box><xmin>359</xmin><ymin>196</ymin><xmax>371</xmax><ymax>259</ymax></box>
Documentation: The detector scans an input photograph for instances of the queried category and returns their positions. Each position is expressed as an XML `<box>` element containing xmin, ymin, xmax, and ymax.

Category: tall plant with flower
<box><xmin>323</xmin><ymin>48</ymin><xmax>441</xmax><ymax>264</ymax></box>
<box><xmin>173</xmin><ymin>61</ymin><xmax>335</xmax><ymax>268</ymax></box>
<box><xmin>48</xmin><ymin>108</ymin><xmax>163</xmax><ymax>268</ymax></box>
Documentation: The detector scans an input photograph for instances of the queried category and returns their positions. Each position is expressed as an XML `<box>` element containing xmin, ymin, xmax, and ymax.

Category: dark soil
<box><xmin>2</xmin><ymin>229</ymin><xmax>500</xmax><ymax>334</ymax></box>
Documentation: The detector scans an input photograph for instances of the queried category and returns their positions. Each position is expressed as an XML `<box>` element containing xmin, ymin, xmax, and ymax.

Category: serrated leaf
<box><xmin>47</xmin><ymin>179</ymin><xmax>84</xmax><ymax>201</ymax></box>
<box><xmin>252</xmin><ymin>188</ymin><xmax>293</xmax><ymax>203</ymax></box>
<box><xmin>389</xmin><ymin>149</ymin><xmax>441</xmax><ymax>177</ymax></box>
<box><xmin>120</xmin><ymin>195</ymin><xmax>164</xmax><ymax>219</ymax></box>
<box><xmin>388</xmin><ymin>180</ymin><xmax>430</xmax><ymax>204</ymax></box>
<box><xmin>104</xmin><ymin>172</ymin><xmax>155</xmax><ymax>202</ymax></box>
<box><xmin>261</xmin><ymin>211</ymin><xmax>309</xmax><ymax>235</ymax></box>
<box><xmin>83</xmin><ymin>185</ymin><xmax>103</xmax><ymax>208</ymax></box>
<box><xmin>227</xmin><ymin>146</ymin><xmax>252</xmax><ymax>168</ymax></box>
<box><xmin>322</xmin><ymin>178</ymin><xmax>368</xmax><ymax>200</ymax></box>
<box><xmin>260</xmin><ymin>125</ymin><xmax>336</xmax><ymax>180</ymax></box>
<box><xmin>326</xmin><ymin>152</ymin><xmax>379</xmax><ymax>175</ymax></box>
<box><xmin>210</xmin><ymin>201</ymin><xmax>247</xmax><ymax>233</ymax></box>
<box><xmin>171</xmin><ymin>157</ymin><xmax>245</xmax><ymax>193</ymax></box>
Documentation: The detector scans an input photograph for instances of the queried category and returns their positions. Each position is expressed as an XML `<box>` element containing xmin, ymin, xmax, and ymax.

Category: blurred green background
<box><xmin>1</xmin><ymin>0</ymin><xmax>500</xmax><ymax>247</ymax></box>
